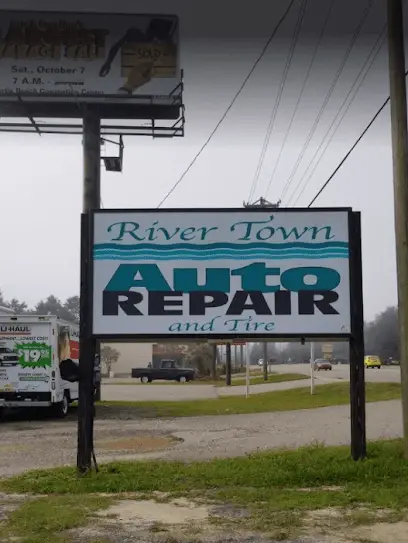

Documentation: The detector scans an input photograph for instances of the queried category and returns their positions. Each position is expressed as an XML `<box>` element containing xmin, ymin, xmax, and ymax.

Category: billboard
<box><xmin>91</xmin><ymin>209</ymin><xmax>353</xmax><ymax>339</ymax></box>
<box><xmin>0</xmin><ymin>11</ymin><xmax>180</xmax><ymax>102</ymax></box>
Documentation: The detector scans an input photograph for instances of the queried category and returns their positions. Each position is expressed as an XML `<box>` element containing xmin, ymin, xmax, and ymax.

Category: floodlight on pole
<box><xmin>101</xmin><ymin>135</ymin><xmax>124</xmax><ymax>172</ymax></box>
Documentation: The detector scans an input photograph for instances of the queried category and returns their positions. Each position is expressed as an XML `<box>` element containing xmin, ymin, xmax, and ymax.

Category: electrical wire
<box><xmin>247</xmin><ymin>0</ymin><xmax>308</xmax><ymax>204</ymax></box>
<box><xmin>278</xmin><ymin>0</ymin><xmax>374</xmax><ymax>203</ymax></box>
<box><xmin>263</xmin><ymin>0</ymin><xmax>335</xmax><ymax>201</ymax></box>
<box><xmin>306</xmin><ymin>70</ymin><xmax>408</xmax><ymax>207</ymax></box>
<box><xmin>156</xmin><ymin>0</ymin><xmax>298</xmax><ymax>209</ymax></box>
<box><xmin>287</xmin><ymin>25</ymin><xmax>386</xmax><ymax>206</ymax></box>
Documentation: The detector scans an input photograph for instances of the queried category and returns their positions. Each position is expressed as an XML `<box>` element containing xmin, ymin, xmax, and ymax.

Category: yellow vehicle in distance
<box><xmin>364</xmin><ymin>355</ymin><xmax>382</xmax><ymax>369</ymax></box>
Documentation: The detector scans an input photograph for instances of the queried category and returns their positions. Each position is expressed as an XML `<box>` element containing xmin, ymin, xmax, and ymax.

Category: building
<box><xmin>102</xmin><ymin>342</ymin><xmax>153</xmax><ymax>376</ymax></box>
<box><xmin>0</xmin><ymin>305</ymin><xmax>15</xmax><ymax>315</ymax></box>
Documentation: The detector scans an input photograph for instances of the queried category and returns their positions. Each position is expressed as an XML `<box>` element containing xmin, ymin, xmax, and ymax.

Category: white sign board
<box><xmin>0</xmin><ymin>11</ymin><xmax>179</xmax><ymax>100</ymax></box>
<box><xmin>92</xmin><ymin>209</ymin><xmax>352</xmax><ymax>338</ymax></box>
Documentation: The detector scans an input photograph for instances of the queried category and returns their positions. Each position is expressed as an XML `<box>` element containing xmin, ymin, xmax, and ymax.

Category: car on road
<box><xmin>364</xmin><ymin>355</ymin><xmax>382</xmax><ymax>369</ymax></box>
<box><xmin>131</xmin><ymin>359</ymin><xmax>196</xmax><ymax>384</ymax></box>
<box><xmin>313</xmin><ymin>359</ymin><xmax>332</xmax><ymax>371</ymax></box>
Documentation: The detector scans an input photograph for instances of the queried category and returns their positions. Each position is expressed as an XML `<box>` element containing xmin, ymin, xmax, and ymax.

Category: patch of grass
<box><xmin>1</xmin><ymin>495</ymin><xmax>113</xmax><ymax>542</ymax></box>
<box><xmin>2</xmin><ymin>439</ymin><xmax>408</xmax><ymax>511</ymax></box>
<box><xmin>228</xmin><ymin>373</ymin><xmax>308</xmax><ymax>386</ymax></box>
<box><xmin>95</xmin><ymin>382</ymin><xmax>401</xmax><ymax>418</ymax></box>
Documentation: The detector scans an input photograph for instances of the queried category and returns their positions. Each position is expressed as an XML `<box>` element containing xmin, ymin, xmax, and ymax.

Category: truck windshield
<box><xmin>0</xmin><ymin>347</ymin><xmax>13</xmax><ymax>353</ymax></box>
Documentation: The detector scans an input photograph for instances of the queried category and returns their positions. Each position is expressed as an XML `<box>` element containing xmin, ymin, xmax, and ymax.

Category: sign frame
<box><xmin>89</xmin><ymin>206</ymin><xmax>360</xmax><ymax>342</ymax></box>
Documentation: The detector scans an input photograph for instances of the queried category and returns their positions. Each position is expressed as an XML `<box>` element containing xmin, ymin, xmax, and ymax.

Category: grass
<box><xmin>2</xmin><ymin>439</ymin><xmax>408</xmax><ymax>511</ymax></box>
<box><xmin>0</xmin><ymin>495</ymin><xmax>113</xmax><ymax>543</ymax></box>
<box><xmin>2</xmin><ymin>440</ymin><xmax>408</xmax><ymax>541</ymax></box>
<box><xmin>95</xmin><ymin>382</ymin><xmax>401</xmax><ymax>418</ymax></box>
<box><xmin>228</xmin><ymin>373</ymin><xmax>308</xmax><ymax>386</ymax></box>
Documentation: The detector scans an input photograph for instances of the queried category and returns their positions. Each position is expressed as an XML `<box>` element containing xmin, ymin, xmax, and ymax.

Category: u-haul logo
<box><xmin>0</xmin><ymin>325</ymin><xmax>31</xmax><ymax>334</ymax></box>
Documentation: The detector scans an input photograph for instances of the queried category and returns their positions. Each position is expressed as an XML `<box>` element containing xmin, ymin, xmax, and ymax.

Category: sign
<box><xmin>0</xmin><ymin>11</ymin><xmax>180</xmax><ymax>102</ymax></box>
<box><xmin>91</xmin><ymin>209</ymin><xmax>352</xmax><ymax>338</ymax></box>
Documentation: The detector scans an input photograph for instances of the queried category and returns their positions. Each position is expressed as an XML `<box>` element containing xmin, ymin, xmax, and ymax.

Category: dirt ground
<box><xmin>1</xmin><ymin>492</ymin><xmax>407</xmax><ymax>543</ymax></box>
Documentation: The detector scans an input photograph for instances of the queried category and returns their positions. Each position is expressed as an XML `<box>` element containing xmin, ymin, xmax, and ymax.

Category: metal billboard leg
<box><xmin>77</xmin><ymin>105</ymin><xmax>101</xmax><ymax>474</ymax></box>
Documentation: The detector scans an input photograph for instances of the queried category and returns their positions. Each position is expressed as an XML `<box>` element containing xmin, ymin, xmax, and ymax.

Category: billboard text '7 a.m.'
<box><xmin>0</xmin><ymin>10</ymin><xmax>180</xmax><ymax>101</ymax></box>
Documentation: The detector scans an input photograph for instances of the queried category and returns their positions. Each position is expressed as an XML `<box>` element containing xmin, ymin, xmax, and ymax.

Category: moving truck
<box><xmin>0</xmin><ymin>315</ymin><xmax>79</xmax><ymax>418</ymax></box>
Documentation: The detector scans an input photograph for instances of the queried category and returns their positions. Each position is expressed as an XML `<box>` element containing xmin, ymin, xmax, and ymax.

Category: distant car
<box><xmin>314</xmin><ymin>359</ymin><xmax>332</xmax><ymax>371</ymax></box>
<box><xmin>364</xmin><ymin>355</ymin><xmax>381</xmax><ymax>369</ymax></box>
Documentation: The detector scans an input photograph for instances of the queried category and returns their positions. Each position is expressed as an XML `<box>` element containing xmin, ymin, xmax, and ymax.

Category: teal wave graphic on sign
<box><xmin>93</xmin><ymin>242</ymin><xmax>349</xmax><ymax>261</ymax></box>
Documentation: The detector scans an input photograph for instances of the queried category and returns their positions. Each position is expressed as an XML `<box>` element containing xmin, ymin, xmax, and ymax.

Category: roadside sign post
<box><xmin>246</xmin><ymin>344</ymin><xmax>250</xmax><ymax>398</ymax></box>
<box><xmin>310</xmin><ymin>342</ymin><xmax>315</xmax><ymax>395</ymax></box>
<box><xmin>89</xmin><ymin>207</ymin><xmax>364</xmax><ymax>461</ymax></box>
<box><xmin>349</xmin><ymin>213</ymin><xmax>366</xmax><ymax>460</ymax></box>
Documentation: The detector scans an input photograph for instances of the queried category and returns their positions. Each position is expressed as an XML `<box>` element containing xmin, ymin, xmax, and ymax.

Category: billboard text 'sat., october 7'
<box><xmin>92</xmin><ymin>209</ymin><xmax>352</xmax><ymax>339</ymax></box>
<box><xmin>0</xmin><ymin>11</ymin><xmax>180</xmax><ymax>100</ymax></box>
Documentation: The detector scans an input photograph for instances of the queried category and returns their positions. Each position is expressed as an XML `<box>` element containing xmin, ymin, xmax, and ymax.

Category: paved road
<box><xmin>0</xmin><ymin>400</ymin><xmax>401</xmax><ymax>477</ymax></box>
<box><xmin>271</xmin><ymin>363</ymin><xmax>402</xmax><ymax>382</ymax></box>
<box><xmin>101</xmin><ymin>364</ymin><xmax>400</xmax><ymax>402</ymax></box>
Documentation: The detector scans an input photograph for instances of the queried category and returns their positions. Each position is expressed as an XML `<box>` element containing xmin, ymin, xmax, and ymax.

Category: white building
<box><xmin>102</xmin><ymin>342</ymin><xmax>153</xmax><ymax>376</ymax></box>
<box><xmin>0</xmin><ymin>305</ymin><xmax>15</xmax><ymax>315</ymax></box>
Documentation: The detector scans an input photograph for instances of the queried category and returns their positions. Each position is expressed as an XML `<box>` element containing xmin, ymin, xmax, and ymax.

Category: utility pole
<box><xmin>310</xmin><ymin>342</ymin><xmax>315</xmax><ymax>395</ymax></box>
<box><xmin>211</xmin><ymin>343</ymin><xmax>217</xmax><ymax>380</ymax></box>
<box><xmin>244</xmin><ymin>198</ymin><xmax>279</xmax><ymax>381</ymax></box>
<box><xmin>225</xmin><ymin>343</ymin><xmax>232</xmax><ymax>386</ymax></box>
<box><xmin>387</xmin><ymin>0</ymin><xmax>408</xmax><ymax>458</ymax></box>
<box><xmin>263</xmin><ymin>342</ymin><xmax>268</xmax><ymax>381</ymax></box>
<box><xmin>77</xmin><ymin>105</ymin><xmax>101</xmax><ymax>474</ymax></box>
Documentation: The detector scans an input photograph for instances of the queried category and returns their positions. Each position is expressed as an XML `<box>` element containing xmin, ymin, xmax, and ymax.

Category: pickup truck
<box><xmin>131</xmin><ymin>359</ymin><xmax>196</xmax><ymax>383</ymax></box>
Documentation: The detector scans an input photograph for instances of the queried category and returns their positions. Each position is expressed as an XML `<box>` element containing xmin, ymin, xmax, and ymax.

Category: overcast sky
<box><xmin>0</xmin><ymin>0</ymin><xmax>404</xmax><ymax>321</ymax></box>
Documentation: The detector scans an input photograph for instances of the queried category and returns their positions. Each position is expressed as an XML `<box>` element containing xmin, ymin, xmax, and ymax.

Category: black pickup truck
<box><xmin>131</xmin><ymin>359</ymin><xmax>196</xmax><ymax>383</ymax></box>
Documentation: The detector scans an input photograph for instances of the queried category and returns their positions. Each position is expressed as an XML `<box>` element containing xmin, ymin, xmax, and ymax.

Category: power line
<box><xmin>248</xmin><ymin>0</ymin><xmax>308</xmax><ymax>204</ymax></box>
<box><xmin>278</xmin><ymin>0</ymin><xmax>374</xmax><ymax>203</ymax></box>
<box><xmin>263</xmin><ymin>0</ymin><xmax>335</xmax><ymax>200</ymax></box>
<box><xmin>307</xmin><ymin>72</ymin><xmax>408</xmax><ymax>207</ymax></box>
<box><xmin>156</xmin><ymin>0</ymin><xmax>298</xmax><ymax>209</ymax></box>
<box><xmin>287</xmin><ymin>25</ymin><xmax>386</xmax><ymax>206</ymax></box>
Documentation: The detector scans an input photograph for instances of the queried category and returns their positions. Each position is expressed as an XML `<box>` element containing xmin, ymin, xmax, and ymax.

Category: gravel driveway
<box><xmin>0</xmin><ymin>400</ymin><xmax>402</xmax><ymax>477</ymax></box>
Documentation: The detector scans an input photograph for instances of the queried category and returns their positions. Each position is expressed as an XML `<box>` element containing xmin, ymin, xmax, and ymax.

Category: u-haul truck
<box><xmin>0</xmin><ymin>315</ymin><xmax>79</xmax><ymax>418</ymax></box>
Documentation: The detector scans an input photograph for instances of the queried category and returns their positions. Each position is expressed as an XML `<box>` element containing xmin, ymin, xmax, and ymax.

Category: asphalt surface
<box><xmin>0</xmin><ymin>399</ymin><xmax>402</xmax><ymax>477</ymax></box>
<box><xmin>101</xmin><ymin>364</ymin><xmax>401</xmax><ymax>402</ymax></box>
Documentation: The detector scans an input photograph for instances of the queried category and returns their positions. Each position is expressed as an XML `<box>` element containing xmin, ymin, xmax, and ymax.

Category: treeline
<box><xmin>0</xmin><ymin>290</ymin><xmax>79</xmax><ymax>323</ymax></box>
<box><xmin>250</xmin><ymin>306</ymin><xmax>399</xmax><ymax>363</ymax></box>
<box><xmin>1</xmin><ymin>288</ymin><xmax>399</xmax><ymax>363</ymax></box>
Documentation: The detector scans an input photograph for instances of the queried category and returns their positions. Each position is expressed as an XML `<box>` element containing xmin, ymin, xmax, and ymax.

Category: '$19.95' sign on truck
<box><xmin>15</xmin><ymin>343</ymin><xmax>52</xmax><ymax>369</ymax></box>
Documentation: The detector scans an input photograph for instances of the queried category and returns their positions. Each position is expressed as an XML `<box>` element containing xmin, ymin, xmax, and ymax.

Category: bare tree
<box><xmin>101</xmin><ymin>346</ymin><xmax>120</xmax><ymax>375</ymax></box>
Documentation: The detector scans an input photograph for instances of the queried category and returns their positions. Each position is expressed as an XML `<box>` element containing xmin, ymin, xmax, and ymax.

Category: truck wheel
<box><xmin>53</xmin><ymin>393</ymin><xmax>69</xmax><ymax>419</ymax></box>
<box><xmin>141</xmin><ymin>376</ymin><xmax>149</xmax><ymax>384</ymax></box>
<box><xmin>178</xmin><ymin>376</ymin><xmax>187</xmax><ymax>383</ymax></box>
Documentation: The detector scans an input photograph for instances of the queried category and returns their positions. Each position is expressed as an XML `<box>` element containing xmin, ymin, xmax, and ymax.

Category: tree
<box><xmin>33</xmin><ymin>295</ymin><xmax>79</xmax><ymax>322</ymax></box>
<box><xmin>184</xmin><ymin>343</ymin><xmax>213</xmax><ymax>376</ymax></box>
<box><xmin>101</xmin><ymin>346</ymin><xmax>120</xmax><ymax>375</ymax></box>
<box><xmin>365</xmin><ymin>306</ymin><xmax>399</xmax><ymax>360</ymax></box>
<box><xmin>63</xmin><ymin>296</ymin><xmax>80</xmax><ymax>323</ymax></box>
<box><xmin>8</xmin><ymin>298</ymin><xmax>28</xmax><ymax>314</ymax></box>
